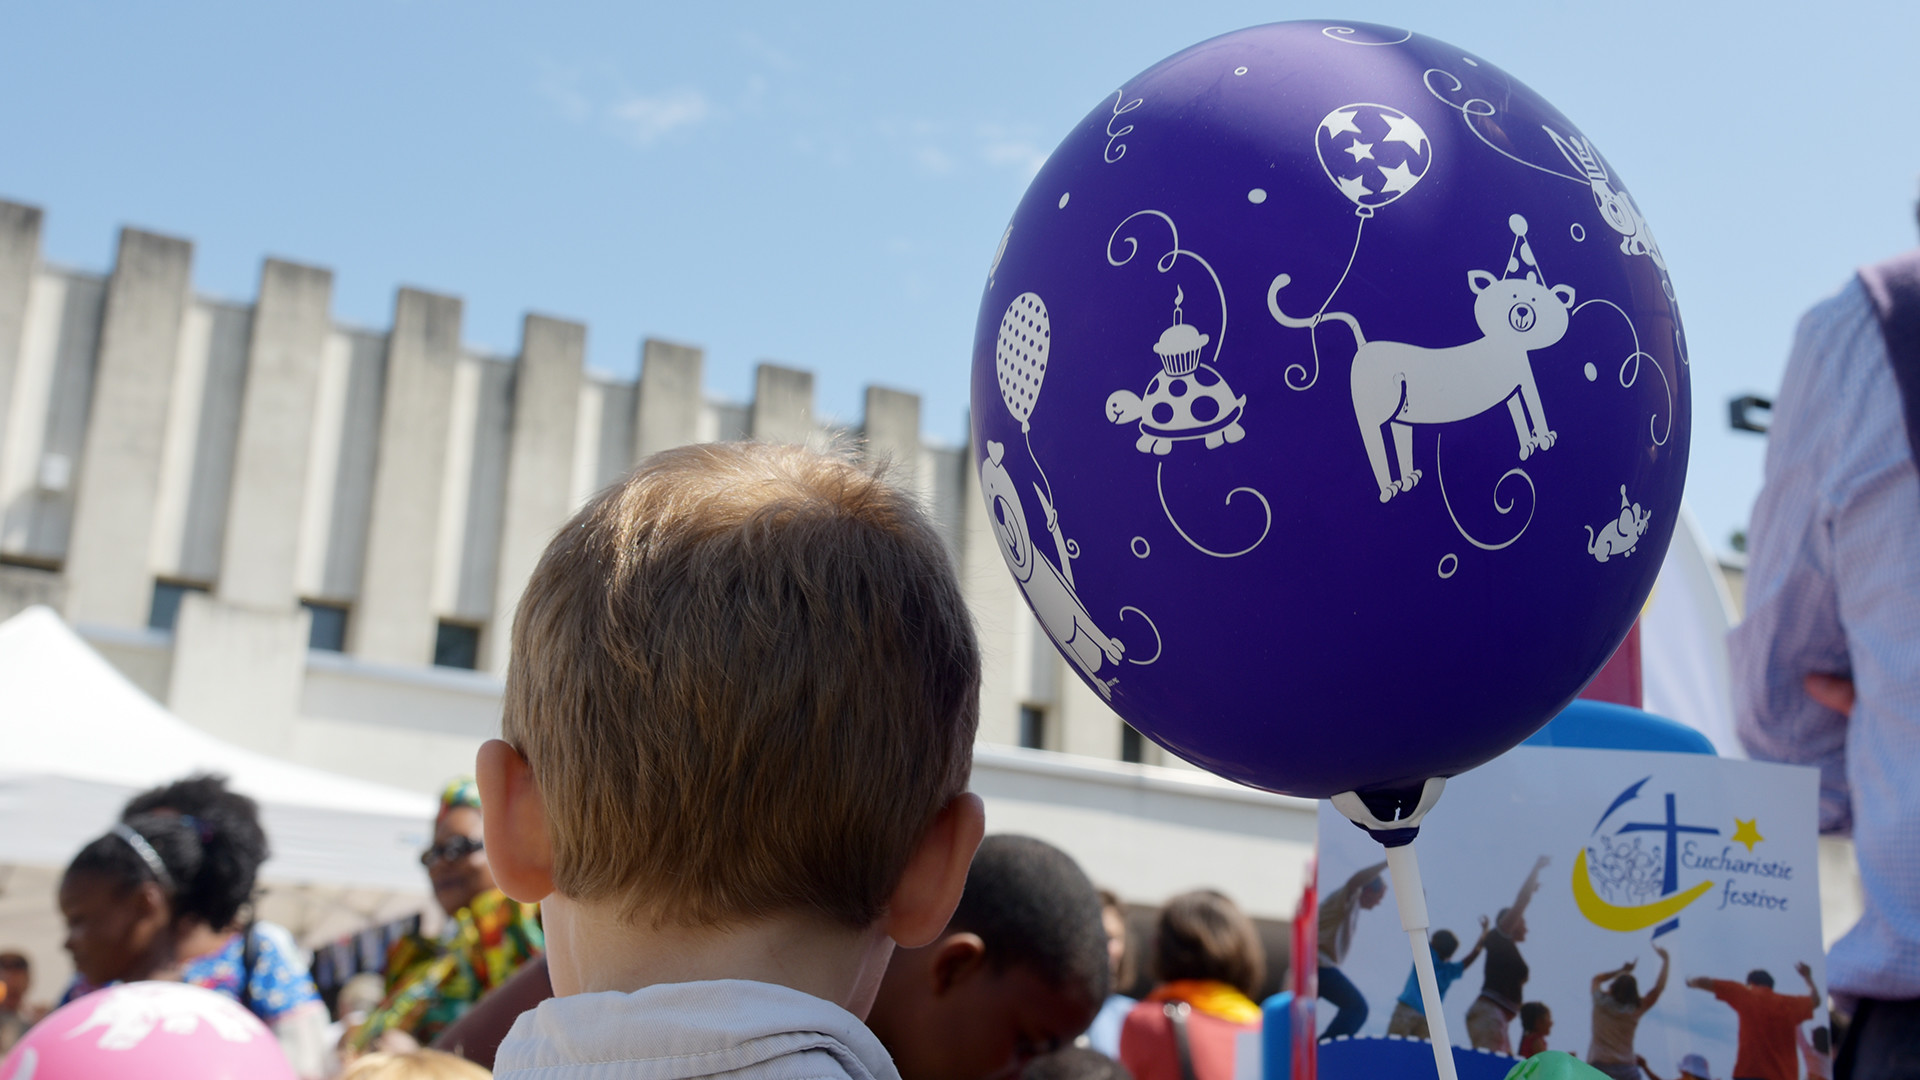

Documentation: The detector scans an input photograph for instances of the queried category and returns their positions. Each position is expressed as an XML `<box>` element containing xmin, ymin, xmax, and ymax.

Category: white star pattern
<box><xmin>1377</xmin><ymin>161</ymin><xmax>1421</xmax><ymax>195</ymax></box>
<box><xmin>1335</xmin><ymin>175</ymin><xmax>1373</xmax><ymax>201</ymax></box>
<box><xmin>1321</xmin><ymin>109</ymin><xmax>1363</xmax><ymax>138</ymax></box>
<box><xmin>1344</xmin><ymin>139</ymin><xmax>1375</xmax><ymax>162</ymax></box>
<box><xmin>1380</xmin><ymin>111</ymin><xmax>1429</xmax><ymax>154</ymax></box>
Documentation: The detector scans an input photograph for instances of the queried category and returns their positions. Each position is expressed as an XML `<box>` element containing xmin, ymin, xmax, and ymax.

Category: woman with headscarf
<box><xmin>57</xmin><ymin>781</ymin><xmax>330</xmax><ymax>1077</ymax></box>
<box><xmin>349</xmin><ymin>778</ymin><xmax>543</xmax><ymax>1053</ymax></box>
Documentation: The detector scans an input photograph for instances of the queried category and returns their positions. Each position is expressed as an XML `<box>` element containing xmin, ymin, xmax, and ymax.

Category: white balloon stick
<box><xmin>1330</xmin><ymin>778</ymin><xmax>1456</xmax><ymax>1080</ymax></box>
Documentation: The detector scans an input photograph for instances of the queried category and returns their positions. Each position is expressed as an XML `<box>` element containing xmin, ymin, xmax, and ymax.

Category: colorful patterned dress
<box><xmin>350</xmin><ymin>888</ymin><xmax>543</xmax><ymax>1049</ymax></box>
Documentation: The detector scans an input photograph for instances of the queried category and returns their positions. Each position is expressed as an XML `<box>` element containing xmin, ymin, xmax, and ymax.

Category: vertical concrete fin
<box><xmin>0</xmin><ymin>200</ymin><xmax>44</xmax><ymax>450</ymax></box>
<box><xmin>862</xmin><ymin>385</ymin><xmax>923</xmax><ymax>497</ymax></box>
<box><xmin>64</xmin><ymin>226</ymin><xmax>195</xmax><ymax>628</ymax></box>
<box><xmin>486</xmin><ymin>313</ymin><xmax>584</xmax><ymax>673</ymax></box>
<box><xmin>349</xmin><ymin>287</ymin><xmax>462</xmax><ymax>665</ymax></box>
<box><xmin>751</xmin><ymin>362</ymin><xmax>814</xmax><ymax>445</ymax></box>
<box><xmin>218</xmin><ymin>258</ymin><xmax>334</xmax><ymax>610</ymax></box>
<box><xmin>633</xmin><ymin>338</ymin><xmax>704</xmax><ymax>459</ymax></box>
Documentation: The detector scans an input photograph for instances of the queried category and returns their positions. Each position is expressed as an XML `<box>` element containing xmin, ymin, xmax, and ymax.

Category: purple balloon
<box><xmin>971</xmin><ymin>22</ymin><xmax>1689</xmax><ymax>800</ymax></box>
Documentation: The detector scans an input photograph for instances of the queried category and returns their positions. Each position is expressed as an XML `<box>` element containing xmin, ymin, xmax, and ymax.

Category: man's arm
<box><xmin>1458</xmin><ymin>915</ymin><xmax>1491</xmax><ymax>969</ymax></box>
<box><xmin>1593</xmin><ymin>958</ymin><xmax>1635</xmax><ymax>993</ymax></box>
<box><xmin>1795</xmin><ymin>960</ymin><xmax>1820</xmax><ymax>1006</ymax></box>
<box><xmin>1641</xmin><ymin>945</ymin><xmax>1671</xmax><ymax>1011</ymax></box>
<box><xmin>1729</xmin><ymin>286</ymin><xmax>1873</xmax><ymax>833</ymax></box>
<box><xmin>1509</xmin><ymin>855</ymin><xmax>1549</xmax><ymax>922</ymax></box>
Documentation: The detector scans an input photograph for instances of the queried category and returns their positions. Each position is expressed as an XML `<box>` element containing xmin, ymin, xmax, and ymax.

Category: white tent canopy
<box><xmin>0</xmin><ymin>605</ymin><xmax>436</xmax><ymax>892</ymax></box>
<box><xmin>1641</xmin><ymin>504</ymin><xmax>1743</xmax><ymax>757</ymax></box>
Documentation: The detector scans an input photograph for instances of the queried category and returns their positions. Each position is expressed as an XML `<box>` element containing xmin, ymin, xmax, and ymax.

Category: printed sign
<box><xmin>1316</xmin><ymin>747</ymin><xmax>1827</xmax><ymax>1080</ymax></box>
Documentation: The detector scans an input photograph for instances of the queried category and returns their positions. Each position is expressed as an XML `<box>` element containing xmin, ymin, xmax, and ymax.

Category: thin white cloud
<box><xmin>609</xmin><ymin>88</ymin><xmax>713</xmax><ymax>146</ymax></box>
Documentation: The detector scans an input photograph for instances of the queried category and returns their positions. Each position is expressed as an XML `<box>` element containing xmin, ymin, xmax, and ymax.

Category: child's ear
<box><xmin>476</xmin><ymin>739</ymin><xmax>557</xmax><ymax>903</ymax></box>
<box><xmin>884</xmin><ymin>793</ymin><xmax>986</xmax><ymax>949</ymax></box>
<box><xmin>928</xmin><ymin>932</ymin><xmax>987</xmax><ymax>996</ymax></box>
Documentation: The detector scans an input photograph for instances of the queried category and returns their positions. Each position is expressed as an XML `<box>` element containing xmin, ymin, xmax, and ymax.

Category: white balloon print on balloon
<box><xmin>1281</xmin><ymin>103</ymin><xmax>1431</xmax><ymax>392</ymax></box>
<box><xmin>982</xmin><ymin>292</ymin><xmax>1162</xmax><ymax>700</ymax></box>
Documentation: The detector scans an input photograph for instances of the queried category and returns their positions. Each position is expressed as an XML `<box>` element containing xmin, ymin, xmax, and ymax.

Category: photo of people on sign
<box><xmin>1316</xmin><ymin>747</ymin><xmax>1828</xmax><ymax>1080</ymax></box>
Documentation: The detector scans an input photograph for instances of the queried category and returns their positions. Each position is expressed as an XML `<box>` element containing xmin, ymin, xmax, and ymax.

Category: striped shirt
<box><xmin>1730</xmin><ymin>275</ymin><xmax>1920</xmax><ymax>1001</ymax></box>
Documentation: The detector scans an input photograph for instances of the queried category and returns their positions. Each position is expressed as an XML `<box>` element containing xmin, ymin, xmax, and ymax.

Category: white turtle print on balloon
<box><xmin>67</xmin><ymin>982</ymin><xmax>262</xmax><ymax>1050</ymax></box>
<box><xmin>1271</xmin><ymin>214</ymin><xmax>1572</xmax><ymax>509</ymax></box>
<box><xmin>1282</xmin><ymin>103</ymin><xmax>1431</xmax><ymax>392</ymax></box>
<box><xmin>1106</xmin><ymin>211</ymin><xmax>1273</xmax><ymax>559</ymax></box>
<box><xmin>1106</xmin><ymin>288</ymin><xmax>1247</xmax><ymax>454</ymax></box>
<box><xmin>1586</xmin><ymin>485</ymin><xmax>1653</xmax><ymax>562</ymax></box>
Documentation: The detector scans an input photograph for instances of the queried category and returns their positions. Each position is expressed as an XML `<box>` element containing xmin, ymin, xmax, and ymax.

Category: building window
<box><xmin>302</xmin><ymin>601</ymin><xmax>349</xmax><ymax>652</ymax></box>
<box><xmin>433</xmin><ymin>621</ymin><xmax>481</xmax><ymax>670</ymax></box>
<box><xmin>148</xmin><ymin>581</ymin><xmax>208</xmax><ymax>632</ymax></box>
<box><xmin>1120</xmin><ymin>722</ymin><xmax>1145</xmax><ymax>764</ymax></box>
<box><xmin>1018</xmin><ymin>705</ymin><xmax>1047</xmax><ymax>750</ymax></box>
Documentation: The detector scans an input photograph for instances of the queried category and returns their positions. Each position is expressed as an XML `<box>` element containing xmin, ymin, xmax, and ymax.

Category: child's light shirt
<box><xmin>493</xmin><ymin>978</ymin><xmax>900</xmax><ymax>1080</ymax></box>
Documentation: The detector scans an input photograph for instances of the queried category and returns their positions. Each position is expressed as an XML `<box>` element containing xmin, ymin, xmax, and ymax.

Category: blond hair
<box><xmin>343</xmin><ymin>1050</ymin><xmax>491</xmax><ymax>1080</ymax></box>
<box><xmin>503</xmin><ymin>442</ymin><xmax>980</xmax><ymax>928</ymax></box>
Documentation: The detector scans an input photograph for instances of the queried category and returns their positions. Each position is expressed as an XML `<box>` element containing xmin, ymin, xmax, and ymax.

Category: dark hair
<box><xmin>0</xmin><ymin>952</ymin><xmax>26</xmax><ymax>971</ymax></box>
<box><xmin>1747</xmin><ymin>969</ymin><xmax>1774</xmax><ymax>989</ymax></box>
<box><xmin>1813</xmin><ymin>1027</ymin><xmax>1830</xmax><ymax>1054</ymax></box>
<box><xmin>120</xmin><ymin>774</ymin><xmax>269</xmax><ymax>931</ymax></box>
<box><xmin>1520</xmin><ymin>1001</ymin><xmax>1550</xmax><ymax>1031</ymax></box>
<box><xmin>1023</xmin><ymin>1047</ymin><xmax>1134</xmax><ymax>1080</ymax></box>
<box><xmin>67</xmin><ymin>800</ymin><xmax>267</xmax><ymax>931</ymax></box>
<box><xmin>1152</xmin><ymin>890</ymin><xmax>1264</xmax><ymax>998</ymax></box>
<box><xmin>1431</xmin><ymin>930</ymin><xmax>1459</xmax><ymax>959</ymax></box>
<box><xmin>949</xmin><ymin>836</ymin><xmax>1109</xmax><ymax>1005</ymax></box>
<box><xmin>1609</xmin><ymin>973</ymin><xmax>1642</xmax><ymax>1008</ymax></box>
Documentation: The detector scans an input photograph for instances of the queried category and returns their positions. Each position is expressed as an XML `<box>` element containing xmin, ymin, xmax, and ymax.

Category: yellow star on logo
<box><xmin>1731</xmin><ymin>818</ymin><xmax>1765</xmax><ymax>852</ymax></box>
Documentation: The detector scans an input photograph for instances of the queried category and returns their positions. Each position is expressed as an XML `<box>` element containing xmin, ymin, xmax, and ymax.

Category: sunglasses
<box><xmin>419</xmin><ymin>835</ymin><xmax>485</xmax><ymax>867</ymax></box>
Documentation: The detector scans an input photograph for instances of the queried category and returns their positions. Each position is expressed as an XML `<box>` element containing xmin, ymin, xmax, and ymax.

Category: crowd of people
<box><xmin>4</xmin><ymin>228</ymin><xmax>1917</xmax><ymax>1080</ymax></box>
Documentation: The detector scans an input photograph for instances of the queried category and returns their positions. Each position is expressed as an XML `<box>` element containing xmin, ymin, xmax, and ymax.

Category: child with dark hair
<box><xmin>1518</xmin><ymin>1001</ymin><xmax>1553</xmax><ymax>1057</ymax></box>
<box><xmin>867</xmin><ymin>834</ymin><xmax>1110</xmax><ymax>1080</ymax></box>
<box><xmin>1023</xmin><ymin>1047</ymin><xmax>1135</xmax><ymax>1080</ymax></box>
<box><xmin>59</xmin><ymin>783</ymin><xmax>329</xmax><ymax>1077</ymax></box>
<box><xmin>1119</xmin><ymin>890</ymin><xmax>1264</xmax><ymax>1080</ymax></box>
<box><xmin>1386</xmin><ymin>915</ymin><xmax>1490</xmax><ymax>1039</ymax></box>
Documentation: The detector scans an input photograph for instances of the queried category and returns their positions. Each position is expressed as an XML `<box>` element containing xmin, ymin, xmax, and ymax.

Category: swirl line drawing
<box><xmin>1435</xmin><ymin>432</ymin><xmax>1537</xmax><ymax>551</ymax></box>
<box><xmin>1119</xmin><ymin>606</ymin><xmax>1163</xmax><ymax>665</ymax></box>
<box><xmin>1322</xmin><ymin>25</ymin><xmax>1413</xmax><ymax>46</ymax></box>
<box><xmin>1574</xmin><ymin>297</ymin><xmax>1674</xmax><ymax>447</ymax></box>
<box><xmin>1105</xmin><ymin>89</ymin><xmax>1144</xmax><ymax>164</ymax></box>
<box><xmin>1268</xmin><ymin>217</ymin><xmax>1368</xmax><ymax>392</ymax></box>
<box><xmin>1155</xmin><ymin>463</ymin><xmax>1272</xmax><ymax>559</ymax></box>
<box><xmin>1108</xmin><ymin>210</ymin><xmax>1227</xmax><ymax>371</ymax></box>
<box><xmin>1422</xmin><ymin>68</ymin><xmax>1587</xmax><ymax>183</ymax></box>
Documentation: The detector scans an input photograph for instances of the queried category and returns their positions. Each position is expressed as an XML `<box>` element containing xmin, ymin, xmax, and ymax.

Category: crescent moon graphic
<box><xmin>1572</xmin><ymin>849</ymin><xmax>1714</xmax><ymax>932</ymax></box>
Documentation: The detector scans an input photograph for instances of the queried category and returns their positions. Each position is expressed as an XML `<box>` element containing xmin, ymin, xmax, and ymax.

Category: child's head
<box><xmin>1609</xmin><ymin>972</ymin><xmax>1642</xmax><ymax>1008</ymax></box>
<box><xmin>60</xmin><ymin>809</ymin><xmax>266</xmax><ymax>986</ymax></box>
<box><xmin>1520</xmin><ymin>1001</ymin><xmax>1552</xmax><ymax>1035</ymax></box>
<box><xmin>1023</xmin><ymin>1047</ymin><xmax>1134</xmax><ymax>1080</ymax></box>
<box><xmin>1430</xmin><ymin>929</ymin><xmax>1459</xmax><ymax>960</ymax></box>
<box><xmin>1677</xmin><ymin>1052</ymin><xmax>1713</xmax><ymax>1080</ymax></box>
<box><xmin>869</xmin><ymin>835</ymin><xmax>1110</xmax><ymax>1080</ymax></box>
<box><xmin>1746</xmin><ymin>969</ymin><xmax>1775</xmax><ymax>989</ymax></box>
<box><xmin>486</xmin><ymin>442</ymin><xmax>981</xmax><ymax>946</ymax></box>
<box><xmin>342</xmin><ymin>1049</ymin><xmax>491</xmax><ymax>1079</ymax></box>
<box><xmin>1151</xmin><ymin>890</ymin><xmax>1264</xmax><ymax>998</ymax></box>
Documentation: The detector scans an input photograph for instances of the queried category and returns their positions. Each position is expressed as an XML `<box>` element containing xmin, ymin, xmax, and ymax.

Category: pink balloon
<box><xmin>0</xmin><ymin>982</ymin><xmax>296</xmax><ymax>1080</ymax></box>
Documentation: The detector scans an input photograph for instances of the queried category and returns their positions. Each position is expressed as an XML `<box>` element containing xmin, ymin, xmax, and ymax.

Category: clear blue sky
<box><xmin>4</xmin><ymin>1</ymin><xmax>1916</xmax><ymax>555</ymax></box>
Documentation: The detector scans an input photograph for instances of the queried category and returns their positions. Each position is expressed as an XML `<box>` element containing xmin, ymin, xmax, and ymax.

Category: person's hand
<box><xmin>1478</xmin><ymin>915</ymin><xmax>1491</xmax><ymax>933</ymax></box>
<box><xmin>1796</xmin><ymin>961</ymin><xmax>1814</xmax><ymax>981</ymax></box>
<box><xmin>1622</xmin><ymin>958</ymin><xmax>1637</xmax><ymax>972</ymax></box>
<box><xmin>1805</xmin><ymin>673</ymin><xmax>1855</xmax><ymax>716</ymax></box>
<box><xmin>1652</xmin><ymin>943</ymin><xmax>1668</xmax><ymax>960</ymax></box>
<box><xmin>1533</xmin><ymin>855</ymin><xmax>1551</xmax><ymax>872</ymax></box>
<box><xmin>1686</xmin><ymin>976</ymin><xmax>1712</xmax><ymax>990</ymax></box>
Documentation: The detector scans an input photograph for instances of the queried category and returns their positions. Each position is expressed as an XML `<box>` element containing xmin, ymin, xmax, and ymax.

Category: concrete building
<box><xmin>0</xmin><ymin>199</ymin><xmax>1317</xmax><ymax>924</ymax></box>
